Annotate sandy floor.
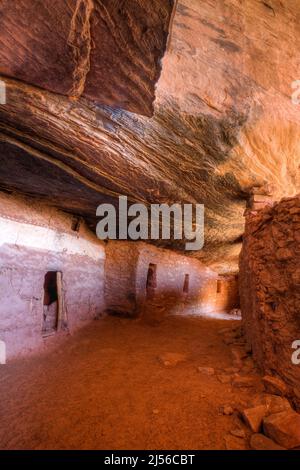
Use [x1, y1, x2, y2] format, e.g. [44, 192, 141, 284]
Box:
[0, 315, 263, 450]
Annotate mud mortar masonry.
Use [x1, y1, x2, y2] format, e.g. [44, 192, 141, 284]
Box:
[240, 195, 300, 409]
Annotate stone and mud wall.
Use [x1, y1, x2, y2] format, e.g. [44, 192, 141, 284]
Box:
[239, 195, 300, 406]
[0, 192, 105, 360]
[0, 193, 240, 361]
[105, 241, 239, 319]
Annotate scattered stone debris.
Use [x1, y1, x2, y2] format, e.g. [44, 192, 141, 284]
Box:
[263, 394, 291, 414]
[232, 375, 258, 388]
[242, 405, 267, 432]
[242, 394, 292, 434]
[262, 375, 289, 397]
[263, 410, 300, 449]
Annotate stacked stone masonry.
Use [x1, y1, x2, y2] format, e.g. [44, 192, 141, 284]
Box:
[239, 195, 300, 408]
[105, 241, 239, 320]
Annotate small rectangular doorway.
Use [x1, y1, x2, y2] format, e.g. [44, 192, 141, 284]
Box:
[146, 263, 157, 299]
[42, 271, 63, 336]
[183, 274, 189, 294]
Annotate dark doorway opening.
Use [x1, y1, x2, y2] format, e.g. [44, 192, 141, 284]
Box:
[146, 263, 157, 288]
[146, 263, 157, 299]
[71, 216, 81, 232]
[217, 279, 222, 294]
[42, 271, 61, 336]
[183, 274, 189, 294]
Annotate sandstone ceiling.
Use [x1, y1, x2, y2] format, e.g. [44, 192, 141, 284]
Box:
[0, 0, 300, 273]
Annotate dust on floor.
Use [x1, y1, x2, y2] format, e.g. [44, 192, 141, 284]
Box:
[0, 315, 263, 449]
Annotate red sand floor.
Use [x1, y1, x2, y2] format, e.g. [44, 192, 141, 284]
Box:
[0, 315, 261, 449]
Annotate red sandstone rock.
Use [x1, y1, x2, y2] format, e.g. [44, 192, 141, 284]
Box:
[232, 375, 258, 388]
[250, 434, 286, 451]
[262, 376, 289, 397]
[263, 395, 291, 415]
[0, 0, 175, 116]
[263, 410, 300, 449]
[230, 429, 246, 439]
[242, 405, 268, 432]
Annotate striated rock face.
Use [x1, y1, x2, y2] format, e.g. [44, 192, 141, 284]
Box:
[239, 195, 300, 407]
[0, 0, 174, 116]
[0, 0, 300, 271]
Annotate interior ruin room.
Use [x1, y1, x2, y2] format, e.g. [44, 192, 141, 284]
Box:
[0, 0, 299, 453]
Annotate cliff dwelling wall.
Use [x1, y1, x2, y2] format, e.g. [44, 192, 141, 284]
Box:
[105, 241, 239, 319]
[0, 193, 105, 360]
[239, 195, 300, 407]
[0, 192, 241, 362]
[213, 274, 240, 313]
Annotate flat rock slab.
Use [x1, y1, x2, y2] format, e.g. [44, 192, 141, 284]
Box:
[232, 375, 259, 388]
[263, 410, 300, 449]
[230, 428, 246, 438]
[250, 433, 286, 450]
[242, 405, 268, 432]
[265, 395, 291, 414]
[252, 394, 291, 414]
[262, 375, 289, 397]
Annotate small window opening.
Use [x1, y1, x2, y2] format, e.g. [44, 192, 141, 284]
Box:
[71, 217, 81, 232]
[183, 274, 189, 293]
[146, 263, 157, 299]
[146, 263, 157, 289]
